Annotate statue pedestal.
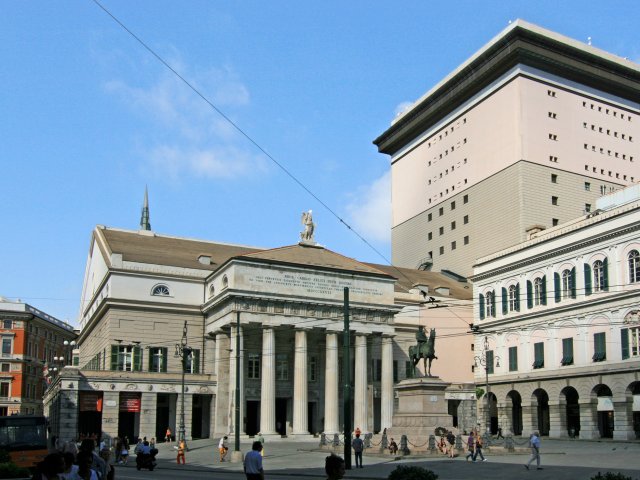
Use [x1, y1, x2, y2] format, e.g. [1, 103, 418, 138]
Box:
[390, 377, 452, 452]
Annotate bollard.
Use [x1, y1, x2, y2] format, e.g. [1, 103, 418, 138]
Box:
[333, 433, 340, 447]
[455, 434, 464, 451]
[400, 435, 410, 455]
[428, 434, 436, 453]
[505, 434, 515, 452]
[320, 433, 326, 447]
[364, 432, 372, 448]
[381, 431, 388, 450]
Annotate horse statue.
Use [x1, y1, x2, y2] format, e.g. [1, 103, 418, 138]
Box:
[409, 328, 437, 377]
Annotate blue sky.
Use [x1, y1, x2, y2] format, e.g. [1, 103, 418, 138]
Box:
[1, 1, 639, 324]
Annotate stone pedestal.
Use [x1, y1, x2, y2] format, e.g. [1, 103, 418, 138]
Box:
[390, 377, 451, 452]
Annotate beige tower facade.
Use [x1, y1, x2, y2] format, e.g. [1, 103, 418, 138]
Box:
[375, 20, 640, 277]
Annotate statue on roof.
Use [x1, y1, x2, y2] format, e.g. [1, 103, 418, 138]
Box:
[300, 210, 315, 243]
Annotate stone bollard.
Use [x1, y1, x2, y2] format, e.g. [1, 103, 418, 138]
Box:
[332, 433, 340, 447]
[381, 432, 388, 450]
[428, 434, 436, 453]
[364, 432, 372, 449]
[505, 434, 515, 452]
[400, 435, 410, 455]
[455, 434, 464, 452]
[320, 433, 326, 447]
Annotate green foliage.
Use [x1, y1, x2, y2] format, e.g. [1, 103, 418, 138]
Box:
[388, 465, 439, 480]
[475, 387, 485, 399]
[591, 473, 636, 480]
[0, 462, 30, 479]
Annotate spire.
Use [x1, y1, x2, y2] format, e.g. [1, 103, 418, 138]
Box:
[140, 186, 151, 231]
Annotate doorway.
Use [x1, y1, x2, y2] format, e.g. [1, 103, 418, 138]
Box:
[246, 401, 260, 436]
[598, 411, 614, 438]
[276, 398, 288, 435]
[192, 395, 211, 439]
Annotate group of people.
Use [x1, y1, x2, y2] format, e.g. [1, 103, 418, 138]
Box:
[464, 429, 487, 462]
[31, 439, 113, 480]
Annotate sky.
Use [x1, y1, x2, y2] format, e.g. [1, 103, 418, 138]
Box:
[1, 1, 639, 325]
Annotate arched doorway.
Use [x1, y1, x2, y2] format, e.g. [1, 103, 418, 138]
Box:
[594, 384, 614, 438]
[561, 386, 580, 437]
[532, 389, 550, 436]
[488, 392, 498, 434]
[506, 391, 523, 435]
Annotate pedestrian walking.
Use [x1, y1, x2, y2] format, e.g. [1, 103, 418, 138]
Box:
[446, 430, 456, 458]
[524, 431, 542, 470]
[472, 432, 487, 462]
[176, 439, 186, 465]
[465, 431, 475, 461]
[256, 432, 265, 457]
[243, 441, 265, 480]
[496, 426, 504, 439]
[352, 433, 364, 468]
[219, 436, 229, 462]
[325, 454, 345, 480]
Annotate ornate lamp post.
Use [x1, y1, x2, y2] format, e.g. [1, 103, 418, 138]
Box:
[174, 321, 192, 445]
[474, 336, 500, 434]
[63, 340, 76, 365]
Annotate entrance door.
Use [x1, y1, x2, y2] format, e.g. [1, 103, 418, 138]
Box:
[307, 402, 316, 435]
[276, 398, 288, 436]
[246, 401, 260, 436]
[156, 394, 171, 440]
[598, 411, 614, 438]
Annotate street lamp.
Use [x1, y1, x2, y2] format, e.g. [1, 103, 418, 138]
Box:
[63, 340, 76, 365]
[474, 336, 500, 434]
[174, 321, 192, 446]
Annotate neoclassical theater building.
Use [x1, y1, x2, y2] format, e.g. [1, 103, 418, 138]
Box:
[45, 218, 475, 443]
[472, 185, 640, 440]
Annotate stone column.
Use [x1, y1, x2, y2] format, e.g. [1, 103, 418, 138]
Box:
[59, 389, 79, 444]
[140, 392, 158, 440]
[292, 329, 308, 435]
[214, 331, 230, 435]
[228, 325, 244, 435]
[260, 327, 277, 434]
[548, 402, 563, 438]
[380, 335, 394, 431]
[324, 332, 339, 434]
[578, 400, 598, 439]
[613, 399, 633, 440]
[179, 393, 193, 441]
[521, 403, 534, 435]
[354, 333, 368, 433]
[102, 391, 120, 439]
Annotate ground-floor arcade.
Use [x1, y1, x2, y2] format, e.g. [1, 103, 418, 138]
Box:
[478, 372, 640, 440]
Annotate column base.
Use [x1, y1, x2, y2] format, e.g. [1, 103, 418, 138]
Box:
[230, 450, 244, 463]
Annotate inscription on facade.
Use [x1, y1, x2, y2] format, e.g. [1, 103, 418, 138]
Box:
[247, 272, 384, 299]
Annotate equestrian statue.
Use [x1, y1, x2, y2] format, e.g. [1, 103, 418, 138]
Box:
[409, 325, 438, 377]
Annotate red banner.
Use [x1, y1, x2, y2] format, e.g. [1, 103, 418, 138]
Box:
[119, 393, 141, 412]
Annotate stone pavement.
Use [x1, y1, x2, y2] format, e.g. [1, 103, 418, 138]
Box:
[131, 436, 640, 479]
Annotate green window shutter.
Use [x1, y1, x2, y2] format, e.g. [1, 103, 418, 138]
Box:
[515, 283, 520, 311]
[193, 349, 200, 374]
[148, 348, 154, 371]
[133, 346, 142, 371]
[162, 347, 168, 372]
[593, 332, 606, 361]
[479, 294, 485, 320]
[621, 329, 630, 360]
[534, 342, 544, 368]
[526, 280, 533, 309]
[501, 287, 508, 315]
[541, 275, 547, 305]
[508, 346, 517, 371]
[570, 267, 577, 299]
[602, 257, 609, 291]
[111, 345, 119, 371]
[584, 263, 592, 296]
[490, 293, 496, 317]
[554, 273, 561, 303]
[486, 350, 494, 374]
[561, 338, 574, 365]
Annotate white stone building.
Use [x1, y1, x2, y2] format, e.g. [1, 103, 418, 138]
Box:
[471, 185, 640, 440]
[45, 222, 476, 443]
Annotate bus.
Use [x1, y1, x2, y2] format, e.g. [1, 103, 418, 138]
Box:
[0, 415, 48, 468]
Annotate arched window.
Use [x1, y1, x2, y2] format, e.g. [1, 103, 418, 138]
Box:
[508, 285, 517, 311]
[222, 275, 229, 289]
[486, 291, 495, 318]
[152, 284, 170, 296]
[208, 284, 215, 298]
[593, 260, 605, 291]
[561, 270, 572, 299]
[533, 277, 543, 306]
[629, 250, 640, 283]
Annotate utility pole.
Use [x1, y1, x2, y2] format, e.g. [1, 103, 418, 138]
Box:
[234, 311, 241, 453]
[343, 287, 352, 469]
[175, 321, 192, 446]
